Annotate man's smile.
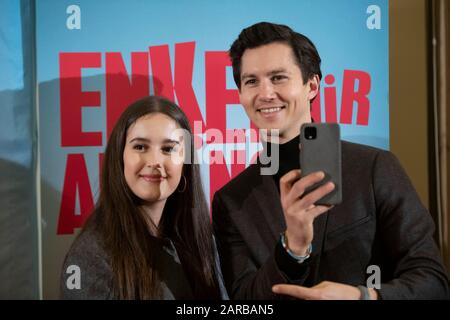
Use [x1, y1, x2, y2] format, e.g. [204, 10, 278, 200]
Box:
[257, 106, 286, 119]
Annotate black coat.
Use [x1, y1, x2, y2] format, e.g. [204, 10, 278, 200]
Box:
[212, 141, 450, 299]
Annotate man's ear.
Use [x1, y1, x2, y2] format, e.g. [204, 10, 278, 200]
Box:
[307, 74, 320, 101]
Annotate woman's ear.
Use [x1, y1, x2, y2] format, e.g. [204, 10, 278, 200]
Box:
[307, 74, 320, 101]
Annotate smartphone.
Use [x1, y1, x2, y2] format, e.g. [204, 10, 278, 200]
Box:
[300, 123, 342, 205]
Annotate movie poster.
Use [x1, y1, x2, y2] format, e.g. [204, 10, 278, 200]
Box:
[36, 0, 388, 297]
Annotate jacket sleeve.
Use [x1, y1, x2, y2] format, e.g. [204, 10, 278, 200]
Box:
[373, 150, 450, 299]
[212, 192, 312, 299]
[60, 230, 115, 300]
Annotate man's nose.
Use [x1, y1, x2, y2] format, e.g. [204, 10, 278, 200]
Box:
[258, 80, 276, 100]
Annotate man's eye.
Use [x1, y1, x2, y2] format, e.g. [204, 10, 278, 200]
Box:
[272, 75, 287, 82]
[244, 79, 257, 85]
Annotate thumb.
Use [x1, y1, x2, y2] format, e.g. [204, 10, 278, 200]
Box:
[272, 284, 317, 300]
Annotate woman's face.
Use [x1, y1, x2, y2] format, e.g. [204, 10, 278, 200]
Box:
[123, 113, 184, 204]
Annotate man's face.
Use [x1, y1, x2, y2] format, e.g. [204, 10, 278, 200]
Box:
[239, 42, 319, 143]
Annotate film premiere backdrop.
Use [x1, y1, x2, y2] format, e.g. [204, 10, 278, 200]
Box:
[35, 0, 388, 298]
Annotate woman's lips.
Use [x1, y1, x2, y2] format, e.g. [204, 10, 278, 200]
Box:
[140, 174, 166, 182]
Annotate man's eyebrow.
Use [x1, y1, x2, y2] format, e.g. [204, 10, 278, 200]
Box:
[241, 69, 289, 80]
[241, 73, 256, 81]
[267, 68, 289, 76]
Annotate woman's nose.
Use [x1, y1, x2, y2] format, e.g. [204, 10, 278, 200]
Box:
[145, 151, 162, 168]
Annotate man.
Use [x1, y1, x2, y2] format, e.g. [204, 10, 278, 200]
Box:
[212, 22, 450, 300]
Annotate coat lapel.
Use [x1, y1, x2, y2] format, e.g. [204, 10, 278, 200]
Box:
[311, 209, 330, 257]
[249, 168, 285, 243]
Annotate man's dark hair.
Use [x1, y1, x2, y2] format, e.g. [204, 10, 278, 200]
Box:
[229, 22, 322, 89]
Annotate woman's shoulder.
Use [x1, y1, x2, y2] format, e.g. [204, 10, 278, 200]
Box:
[60, 217, 115, 299]
[66, 224, 108, 264]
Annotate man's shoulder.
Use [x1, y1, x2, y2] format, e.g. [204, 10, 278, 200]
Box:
[341, 141, 404, 182]
[341, 140, 390, 162]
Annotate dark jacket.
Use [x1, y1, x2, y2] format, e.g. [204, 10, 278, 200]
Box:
[213, 141, 450, 299]
[60, 223, 228, 300]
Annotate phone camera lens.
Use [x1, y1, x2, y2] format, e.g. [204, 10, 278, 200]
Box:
[305, 127, 317, 140]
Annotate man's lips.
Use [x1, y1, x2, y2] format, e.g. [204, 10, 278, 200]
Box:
[257, 106, 286, 114]
[256, 106, 286, 117]
[139, 174, 167, 182]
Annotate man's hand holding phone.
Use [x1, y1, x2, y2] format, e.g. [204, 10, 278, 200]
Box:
[279, 169, 335, 256]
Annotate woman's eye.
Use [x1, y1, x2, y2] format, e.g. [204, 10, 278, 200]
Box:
[133, 144, 146, 151]
[162, 146, 176, 153]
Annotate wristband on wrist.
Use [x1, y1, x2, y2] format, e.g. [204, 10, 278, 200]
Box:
[357, 285, 371, 300]
[280, 232, 312, 263]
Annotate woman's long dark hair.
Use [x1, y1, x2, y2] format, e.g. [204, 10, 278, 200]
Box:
[83, 96, 220, 299]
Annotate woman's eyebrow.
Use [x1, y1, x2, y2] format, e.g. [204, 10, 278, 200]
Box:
[162, 139, 180, 144]
[128, 137, 181, 144]
[128, 137, 150, 143]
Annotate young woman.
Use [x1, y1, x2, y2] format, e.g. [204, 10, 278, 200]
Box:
[60, 96, 227, 299]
